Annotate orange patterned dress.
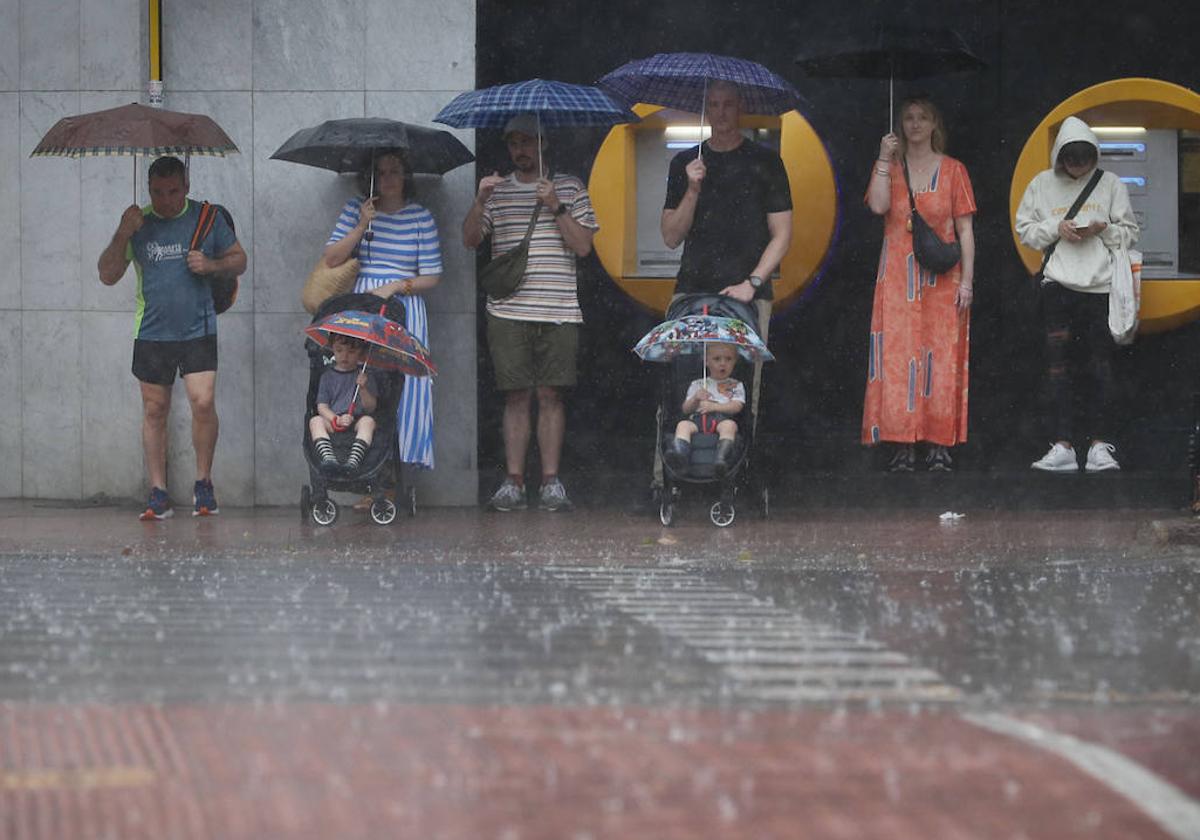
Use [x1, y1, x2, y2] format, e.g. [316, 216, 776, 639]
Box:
[862, 156, 976, 446]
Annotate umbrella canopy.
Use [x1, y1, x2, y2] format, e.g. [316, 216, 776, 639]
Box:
[304, 310, 437, 378]
[794, 26, 985, 129]
[794, 25, 985, 80]
[30, 102, 238, 158]
[633, 314, 774, 364]
[269, 118, 474, 176]
[598, 52, 805, 116]
[433, 78, 637, 129]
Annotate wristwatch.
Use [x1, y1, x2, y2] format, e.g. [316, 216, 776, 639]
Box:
[748, 275, 764, 289]
[553, 202, 570, 217]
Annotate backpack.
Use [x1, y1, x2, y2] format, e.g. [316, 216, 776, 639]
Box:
[190, 201, 239, 314]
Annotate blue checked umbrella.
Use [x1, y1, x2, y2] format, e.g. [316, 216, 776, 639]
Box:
[598, 53, 804, 160]
[434, 78, 637, 175]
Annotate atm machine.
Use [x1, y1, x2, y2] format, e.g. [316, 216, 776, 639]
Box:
[1097, 128, 1178, 277]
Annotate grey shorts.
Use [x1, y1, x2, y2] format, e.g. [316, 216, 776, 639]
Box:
[486, 314, 578, 391]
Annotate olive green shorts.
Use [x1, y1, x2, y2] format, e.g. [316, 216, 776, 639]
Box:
[486, 314, 579, 391]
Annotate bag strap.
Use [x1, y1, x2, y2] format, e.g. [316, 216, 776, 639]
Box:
[900, 157, 918, 214]
[1036, 168, 1105, 274]
[519, 204, 541, 245]
[189, 201, 217, 251]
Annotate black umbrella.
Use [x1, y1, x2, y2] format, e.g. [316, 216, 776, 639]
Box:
[270, 117, 474, 176]
[795, 26, 985, 130]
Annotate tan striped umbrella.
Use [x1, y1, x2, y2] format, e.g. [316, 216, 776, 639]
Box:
[31, 102, 238, 200]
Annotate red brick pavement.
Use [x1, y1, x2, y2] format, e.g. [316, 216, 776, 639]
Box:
[0, 703, 1178, 840]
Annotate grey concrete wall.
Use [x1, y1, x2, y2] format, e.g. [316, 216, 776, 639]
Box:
[1, 0, 478, 506]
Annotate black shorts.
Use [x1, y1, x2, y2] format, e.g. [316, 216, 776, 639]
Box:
[132, 336, 218, 385]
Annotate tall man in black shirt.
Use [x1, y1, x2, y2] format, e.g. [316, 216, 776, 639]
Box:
[651, 80, 792, 492]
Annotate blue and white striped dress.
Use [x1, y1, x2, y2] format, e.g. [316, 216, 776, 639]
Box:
[327, 198, 442, 469]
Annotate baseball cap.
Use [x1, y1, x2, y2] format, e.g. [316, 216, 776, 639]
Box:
[503, 113, 542, 139]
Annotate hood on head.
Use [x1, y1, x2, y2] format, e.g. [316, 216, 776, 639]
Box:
[1050, 116, 1099, 167]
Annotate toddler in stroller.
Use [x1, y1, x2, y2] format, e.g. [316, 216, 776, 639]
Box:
[653, 293, 769, 528]
[301, 292, 406, 527]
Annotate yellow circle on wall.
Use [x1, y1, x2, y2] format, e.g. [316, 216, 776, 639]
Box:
[589, 104, 837, 316]
[1010, 77, 1200, 334]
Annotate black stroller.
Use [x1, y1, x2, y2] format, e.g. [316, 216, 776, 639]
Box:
[300, 292, 412, 526]
[653, 294, 770, 527]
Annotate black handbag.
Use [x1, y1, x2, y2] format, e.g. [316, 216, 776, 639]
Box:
[1031, 168, 1104, 287]
[479, 205, 540, 300]
[902, 158, 961, 275]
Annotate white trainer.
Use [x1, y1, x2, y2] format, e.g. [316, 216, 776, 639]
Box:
[1031, 442, 1078, 472]
[1085, 441, 1120, 472]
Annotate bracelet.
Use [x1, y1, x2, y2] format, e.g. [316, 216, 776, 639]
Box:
[877, 158, 890, 163]
[874, 168, 890, 176]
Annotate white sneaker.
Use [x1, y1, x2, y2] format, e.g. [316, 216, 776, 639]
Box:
[1085, 442, 1120, 472]
[1031, 442, 1078, 472]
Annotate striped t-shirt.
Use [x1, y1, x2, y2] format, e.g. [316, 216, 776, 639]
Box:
[326, 199, 442, 292]
[479, 173, 598, 324]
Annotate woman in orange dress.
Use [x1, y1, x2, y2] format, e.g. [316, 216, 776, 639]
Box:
[862, 96, 977, 471]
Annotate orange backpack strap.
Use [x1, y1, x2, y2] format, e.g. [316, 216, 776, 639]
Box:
[189, 201, 217, 251]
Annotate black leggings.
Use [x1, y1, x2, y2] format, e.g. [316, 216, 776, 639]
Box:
[1041, 282, 1116, 443]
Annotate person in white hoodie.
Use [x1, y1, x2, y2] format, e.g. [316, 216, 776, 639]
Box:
[1016, 116, 1139, 473]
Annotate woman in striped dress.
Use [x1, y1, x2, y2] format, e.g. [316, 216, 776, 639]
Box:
[323, 149, 442, 469]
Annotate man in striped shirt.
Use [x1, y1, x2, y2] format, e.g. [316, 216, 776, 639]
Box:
[462, 114, 599, 512]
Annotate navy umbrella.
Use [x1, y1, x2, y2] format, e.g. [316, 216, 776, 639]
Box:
[434, 78, 637, 175]
[795, 26, 985, 130]
[599, 52, 804, 116]
[269, 117, 474, 176]
[598, 52, 804, 160]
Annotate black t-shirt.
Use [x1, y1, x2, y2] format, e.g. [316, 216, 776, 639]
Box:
[663, 139, 792, 300]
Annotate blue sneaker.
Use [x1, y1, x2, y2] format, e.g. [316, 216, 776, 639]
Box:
[139, 487, 173, 521]
[193, 479, 219, 516]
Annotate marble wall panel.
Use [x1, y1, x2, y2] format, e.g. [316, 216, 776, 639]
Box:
[0, 0, 18, 91]
[79, 91, 148, 312]
[81, 0, 141, 91]
[20, 92, 81, 311]
[163, 0, 252, 92]
[0, 311, 21, 496]
[364, 0, 473, 92]
[80, 311, 145, 500]
[252, 92, 364, 315]
[252, 0, 364, 92]
[19, 0, 79, 90]
[253, 311, 312, 504]
[22, 310, 81, 498]
[411, 310, 477, 506]
[0, 93, 19, 308]
[169, 91, 255, 313]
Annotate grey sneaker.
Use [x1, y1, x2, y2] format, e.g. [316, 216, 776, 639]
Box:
[538, 478, 574, 512]
[488, 479, 527, 511]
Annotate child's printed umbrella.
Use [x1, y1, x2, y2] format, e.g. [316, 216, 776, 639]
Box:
[305, 310, 437, 378]
[633, 314, 774, 363]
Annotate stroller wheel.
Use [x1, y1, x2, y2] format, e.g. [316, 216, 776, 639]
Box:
[710, 500, 735, 528]
[311, 497, 339, 527]
[659, 499, 675, 527]
[300, 485, 312, 522]
[370, 498, 398, 525]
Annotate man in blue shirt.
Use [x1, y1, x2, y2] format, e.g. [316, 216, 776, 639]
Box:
[98, 156, 247, 520]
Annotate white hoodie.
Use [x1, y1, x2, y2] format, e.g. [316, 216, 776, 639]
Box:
[1015, 116, 1139, 293]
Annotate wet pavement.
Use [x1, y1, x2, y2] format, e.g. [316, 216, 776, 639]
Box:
[1, 499, 1198, 838]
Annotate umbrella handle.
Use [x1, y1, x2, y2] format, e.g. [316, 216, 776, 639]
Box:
[698, 78, 708, 163]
